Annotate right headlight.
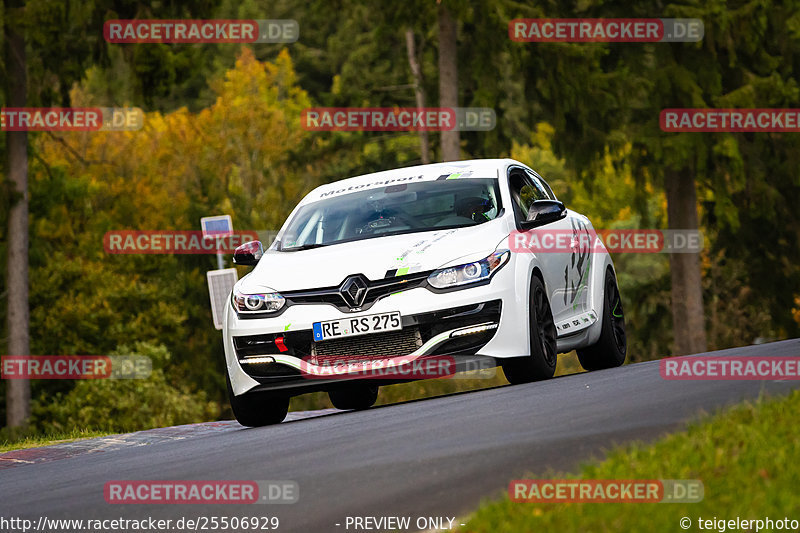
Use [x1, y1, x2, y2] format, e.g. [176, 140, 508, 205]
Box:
[427, 250, 510, 289]
[231, 287, 286, 315]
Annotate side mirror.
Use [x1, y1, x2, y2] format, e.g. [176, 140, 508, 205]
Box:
[522, 200, 567, 228]
[233, 240, 264, 266]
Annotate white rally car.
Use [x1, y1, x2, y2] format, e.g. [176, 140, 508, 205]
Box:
[224, 159, 626, 425]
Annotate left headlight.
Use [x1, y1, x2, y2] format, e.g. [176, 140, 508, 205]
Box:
[427, 250, 510, 289]
[231, 287, 286, 315]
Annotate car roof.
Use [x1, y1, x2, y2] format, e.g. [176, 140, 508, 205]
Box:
[303, 158, 521, 204]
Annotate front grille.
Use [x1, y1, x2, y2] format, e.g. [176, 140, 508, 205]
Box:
[311, 327, 423, 360]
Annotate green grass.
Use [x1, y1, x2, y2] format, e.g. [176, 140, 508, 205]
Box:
[459, 388, 800, 532]
[0, 428, 112, 453]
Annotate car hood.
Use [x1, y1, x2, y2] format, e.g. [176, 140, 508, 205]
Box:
[239, 221, 509, 292]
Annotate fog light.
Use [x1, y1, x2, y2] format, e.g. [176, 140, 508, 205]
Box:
[450, 323, 499, 338]
[241, 356, 276, 364]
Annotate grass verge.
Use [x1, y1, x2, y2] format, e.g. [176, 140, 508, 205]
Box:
[0, 428, 112, 453]
[459, 387, 800, 532]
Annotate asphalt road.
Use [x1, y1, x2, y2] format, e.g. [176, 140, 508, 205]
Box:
[2, 339, 799, 532]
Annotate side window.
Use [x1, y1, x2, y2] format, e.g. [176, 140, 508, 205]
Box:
[508, 169, 546, 222]
[526, 169, 556, 200]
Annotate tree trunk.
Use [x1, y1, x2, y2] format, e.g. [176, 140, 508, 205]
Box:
[437, 2, 460, 161]
[5, 0, 31, 428]
[405, 28, 430, 164]
[664, 168, 708, 355]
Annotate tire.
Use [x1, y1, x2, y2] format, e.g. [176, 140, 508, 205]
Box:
[227, 374, 289, 427]
[502, 274, 558, 384]
[577, 268, 627, 371]
[328, 384, 379, 410]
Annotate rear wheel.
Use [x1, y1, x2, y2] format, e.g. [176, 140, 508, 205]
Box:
[577, 268, 627, 370]
[227, 374, 289, 427]
[328, 384, 379, 410]
[502, 275, 558, 384]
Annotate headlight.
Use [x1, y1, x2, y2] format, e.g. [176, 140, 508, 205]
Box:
[232, 288, 286, 314]
[427, 250, 510, 289]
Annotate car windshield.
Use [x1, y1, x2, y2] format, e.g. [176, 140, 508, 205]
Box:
[278, 178, 502, 251]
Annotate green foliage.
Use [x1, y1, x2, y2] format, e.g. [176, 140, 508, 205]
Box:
[30, 342, 217, 434]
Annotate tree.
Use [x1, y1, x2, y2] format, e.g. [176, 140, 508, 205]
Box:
[437, 1, 460, 161]
[4, 0, 30, 428]
[608, 0, 800, 353]
[2, 0, 226, 429]
[664, 169, 707, 354]
[405, 28, 430, 163]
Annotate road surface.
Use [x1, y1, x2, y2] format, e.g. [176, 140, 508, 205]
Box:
[1, 339, 798, 532]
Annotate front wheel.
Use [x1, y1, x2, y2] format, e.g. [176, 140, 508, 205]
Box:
[227, 374, 289, 427]
[502, 275, 558, 384]
[577, 268, 627, 371]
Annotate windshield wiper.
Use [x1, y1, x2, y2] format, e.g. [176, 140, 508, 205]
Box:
[281, 243, 329, 252]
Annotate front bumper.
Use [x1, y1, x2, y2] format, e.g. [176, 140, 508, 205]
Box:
[224, 265, 528, 396]
[233, 300, 499, 388]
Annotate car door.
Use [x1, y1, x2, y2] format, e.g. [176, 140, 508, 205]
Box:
[528, 169, 594, 328]
[508, 166, 591, 327]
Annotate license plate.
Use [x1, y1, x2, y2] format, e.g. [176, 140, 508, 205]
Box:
[312, 311, 402, 341]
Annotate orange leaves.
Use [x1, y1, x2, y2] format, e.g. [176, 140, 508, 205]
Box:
[33, 48, 312, 234]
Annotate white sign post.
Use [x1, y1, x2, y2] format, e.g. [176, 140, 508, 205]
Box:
[207, 268, 238, 330]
